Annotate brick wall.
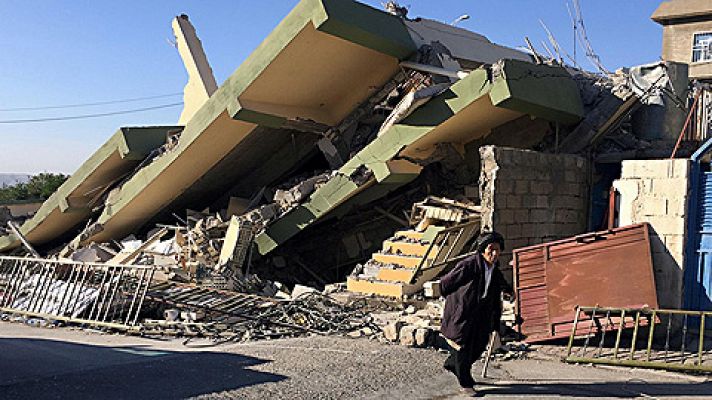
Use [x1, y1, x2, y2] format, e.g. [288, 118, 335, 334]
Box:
[479, 146, 589, 273]
[612, 159, 691, 309]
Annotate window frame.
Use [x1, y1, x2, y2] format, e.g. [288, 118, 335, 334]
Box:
[692, 31, 712, 64]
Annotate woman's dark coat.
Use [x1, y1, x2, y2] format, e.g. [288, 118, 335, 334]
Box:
[440, 252, 513, 346]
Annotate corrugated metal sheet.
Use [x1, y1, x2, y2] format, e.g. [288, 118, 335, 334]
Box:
[513, 224, 658, 342]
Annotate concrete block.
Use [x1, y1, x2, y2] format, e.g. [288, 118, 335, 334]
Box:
[666, 196, 687, 217]
[521, 224, 536, 237]
[515, 180, 529, 194]
[555, 209, 579, 224]
[506, 224, 522, 239]
[622, 160, 672, 179]
[514, 209, 529, 222]
[646, 215, 686, 236]
[497, 180, 515, 195]
[670, 159, 690, 178]
[535, 223, 558, 237]
[635, 196, 667, 217]
[522, 195, 537, 208]
[535, 170, 551, 181]
[497, 209, 515, 224]
[423, 280, 441, 298]
[667, 242, 685, 262]
[536, 195, 549, 208]
[530, 209, 550, 223]
[384, 321, 405, 342]
[565, 170, 582, 182]
[506, 195, 522, 208]
[399, 325, 418, 346]
[552, 195, 583, 210]
[531, 182, 554, 195]
[415, 328, 433, 347]
[651, 178, 687, 196]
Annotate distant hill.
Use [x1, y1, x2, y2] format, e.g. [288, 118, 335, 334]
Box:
[0, 174, 31, 187]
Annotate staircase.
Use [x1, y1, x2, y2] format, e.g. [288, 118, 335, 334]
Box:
[346, 220, 479, 298]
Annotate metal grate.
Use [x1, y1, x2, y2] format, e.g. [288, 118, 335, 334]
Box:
[0, 256, 155, 330]
[565, 306, 712, 373]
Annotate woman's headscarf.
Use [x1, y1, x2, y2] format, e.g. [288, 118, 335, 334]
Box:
[474, 231, 505, 253]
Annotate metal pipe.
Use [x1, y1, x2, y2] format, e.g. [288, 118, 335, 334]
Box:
[680, 314, 688, 364]
[87, 266, 111, 321]
[613, 310, 626, 359]
[103, 266, 125, 322]
[699, 315, 706, 366]
[629, 311, 641, 360]
[646, 310, 657, 362]
[131, 268, 154, 326]
[566, 306, 581, 358]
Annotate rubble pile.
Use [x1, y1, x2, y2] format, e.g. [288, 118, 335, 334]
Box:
[140, 287, 376, 342]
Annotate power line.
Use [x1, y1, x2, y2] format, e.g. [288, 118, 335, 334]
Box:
[0, 102, 183, 124]
[0, 92, 183, 112]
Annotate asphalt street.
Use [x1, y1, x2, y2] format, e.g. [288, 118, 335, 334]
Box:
[1, 322, 710, 399]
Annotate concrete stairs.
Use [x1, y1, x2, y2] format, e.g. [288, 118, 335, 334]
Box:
[347, 220, 478, 298]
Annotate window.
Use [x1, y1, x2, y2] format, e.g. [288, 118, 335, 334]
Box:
[692, 32, 712, 62]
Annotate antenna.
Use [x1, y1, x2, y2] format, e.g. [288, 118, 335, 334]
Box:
[566, 1, 577, 66]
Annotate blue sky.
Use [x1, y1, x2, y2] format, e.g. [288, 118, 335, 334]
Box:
[0, 1, 663, 174]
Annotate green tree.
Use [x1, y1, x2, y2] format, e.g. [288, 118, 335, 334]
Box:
[0, 173, 68, 203]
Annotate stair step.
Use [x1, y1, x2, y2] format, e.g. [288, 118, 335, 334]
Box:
[347, 277, 405, 298]
[382, 240, 431, 257]
[376, 267, 414, 283]
[394, 230, 426, 241]
[373, 253, 428, 268]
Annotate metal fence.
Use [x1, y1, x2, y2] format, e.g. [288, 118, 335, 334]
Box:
[565, 306, 712, 373]
[0, 256, 155, 330]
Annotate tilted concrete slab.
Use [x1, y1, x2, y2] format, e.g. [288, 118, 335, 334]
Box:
[254, 60, 583, 255]
[0, 127, 175, 251]
[71, 0, 417, 243]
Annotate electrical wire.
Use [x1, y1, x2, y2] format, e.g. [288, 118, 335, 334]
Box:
[0, 92, 183, 112]
[0, 102, 183, 124]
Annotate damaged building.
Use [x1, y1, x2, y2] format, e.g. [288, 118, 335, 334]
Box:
[1, 0, 711, 373]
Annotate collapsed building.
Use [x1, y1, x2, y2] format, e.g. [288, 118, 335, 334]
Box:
[1, 0, 711, 372]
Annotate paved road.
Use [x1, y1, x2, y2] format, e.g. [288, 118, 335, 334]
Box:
[1, 322, 710, 399]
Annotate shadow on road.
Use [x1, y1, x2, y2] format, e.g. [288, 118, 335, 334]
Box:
[480, 380, 712, 397]
[0, 337, 285, 399]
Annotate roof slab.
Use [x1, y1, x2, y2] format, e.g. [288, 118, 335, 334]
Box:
[253, 59, 583, 255]
[0, 127, 175, 251]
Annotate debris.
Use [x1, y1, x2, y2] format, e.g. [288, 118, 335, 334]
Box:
[109, 227, 169, 265]
[399, 325, 417, 346]
[383, 321, 405, 342]
[291, 284, 319, 300]
[6, 221, 40, 258]
[70, 242, 116, 263]
[414, 327, 432, 347]
[423, 280, 441, 298]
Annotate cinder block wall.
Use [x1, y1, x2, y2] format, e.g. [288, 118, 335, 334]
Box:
[612, 159, 691, 309]
[479, 146, 589, 274]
